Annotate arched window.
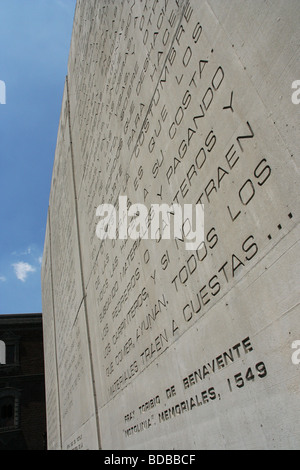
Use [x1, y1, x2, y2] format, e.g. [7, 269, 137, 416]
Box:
[0, 340, 5, 365]
[0, 338, 18, 366]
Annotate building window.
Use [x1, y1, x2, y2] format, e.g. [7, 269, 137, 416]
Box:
[0, 337, 19, 367]
[0, 397, 15, 428]
[0, 393, 19, 430]
[5, 344, 16, 365]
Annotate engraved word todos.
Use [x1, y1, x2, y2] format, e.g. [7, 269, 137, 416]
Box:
[96, 196, 204, 250]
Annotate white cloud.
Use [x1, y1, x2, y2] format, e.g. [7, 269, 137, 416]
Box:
[12, 247, 32, 257]
[38, 256, 43, 264]
[0, 276, 6, 283]
[12, 262, 36, 282]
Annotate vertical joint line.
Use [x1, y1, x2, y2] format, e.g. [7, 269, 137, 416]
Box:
[65, 76, 102, 450]
[48, 207, 63, 449]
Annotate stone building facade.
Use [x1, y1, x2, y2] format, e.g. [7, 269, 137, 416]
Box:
[0, 314, 46, 450]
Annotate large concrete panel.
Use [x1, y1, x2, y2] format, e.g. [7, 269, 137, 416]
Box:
[41, 217, 61, 450]
[42, 0, 300, 450]
[43, 82, 100, 450]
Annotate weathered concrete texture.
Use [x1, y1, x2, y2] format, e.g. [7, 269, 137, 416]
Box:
[42, 0, 300, 450]
[41, 220, 61, 450]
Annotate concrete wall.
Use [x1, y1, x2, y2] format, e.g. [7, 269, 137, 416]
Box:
[42, 0, 300, 450]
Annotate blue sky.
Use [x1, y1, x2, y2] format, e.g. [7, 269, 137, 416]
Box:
[0, 0, 76, 314]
